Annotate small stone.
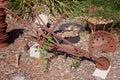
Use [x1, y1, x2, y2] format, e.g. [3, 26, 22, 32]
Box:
[61, 73, 64, 76]
[65, 70, 70, 73]
[35, 14, 49, 26]
[71, 67, 75, 70]
[13, 76, 25, 80]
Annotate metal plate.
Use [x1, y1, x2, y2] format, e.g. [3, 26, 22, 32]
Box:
[88, 31, 116, 53]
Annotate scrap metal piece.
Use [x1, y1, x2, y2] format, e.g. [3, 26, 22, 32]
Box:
[88, 31, 116, 53]
[87, 18, 113, 32]
[95, 57, 110, 70]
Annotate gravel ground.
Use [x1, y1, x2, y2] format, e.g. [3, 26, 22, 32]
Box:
[0, 17, 120, 80]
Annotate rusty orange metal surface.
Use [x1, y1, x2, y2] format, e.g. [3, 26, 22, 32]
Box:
[88, 31, 116, 53]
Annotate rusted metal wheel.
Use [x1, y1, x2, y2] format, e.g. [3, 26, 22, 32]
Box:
[88, 31, 116, 53]
[95, 57, 110, 70]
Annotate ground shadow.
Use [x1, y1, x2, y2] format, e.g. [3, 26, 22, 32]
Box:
[7, 29, 24, 44]
[54, 22, 85, 44]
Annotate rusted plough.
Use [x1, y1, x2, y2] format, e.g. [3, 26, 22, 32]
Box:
[4, 5, 117, 70]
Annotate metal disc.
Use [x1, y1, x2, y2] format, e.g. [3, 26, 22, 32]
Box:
[95, 57, 110, 70]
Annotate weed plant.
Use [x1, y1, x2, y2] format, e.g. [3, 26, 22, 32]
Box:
[6, 0, 41, 20]
[70, 56, 81, 69]
[35, 36, 53, 58]
[7, 0, 120, 22]
[35, 36, 53, 72]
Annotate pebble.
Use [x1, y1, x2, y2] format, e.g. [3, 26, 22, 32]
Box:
[60, 73, 64, 76]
